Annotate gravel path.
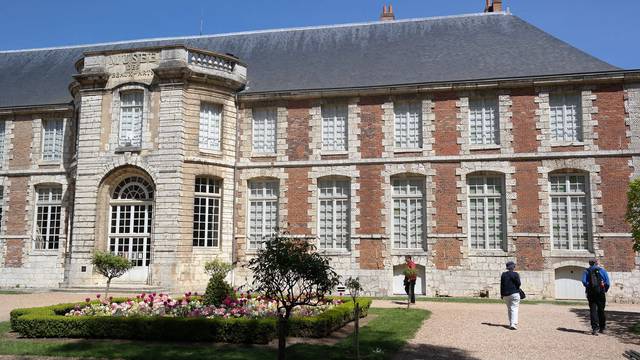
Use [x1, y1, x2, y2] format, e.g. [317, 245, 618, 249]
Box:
[372, 300, 640, 360]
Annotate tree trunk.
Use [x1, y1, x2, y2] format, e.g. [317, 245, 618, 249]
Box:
[105, 278, 112, 299]
[354, 302, 360, 360]
[277, 312, 289, 360]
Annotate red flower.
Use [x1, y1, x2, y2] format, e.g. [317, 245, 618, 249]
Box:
[85, 298, 90, 303]
[96, 294, 101, 299]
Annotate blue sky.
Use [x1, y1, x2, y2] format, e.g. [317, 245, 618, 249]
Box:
[1, 0, 638, 69]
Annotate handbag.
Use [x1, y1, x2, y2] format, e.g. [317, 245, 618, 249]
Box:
[518, 289, 526, 300]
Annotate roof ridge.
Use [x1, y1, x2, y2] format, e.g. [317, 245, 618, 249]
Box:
[0, 12, 506, 54]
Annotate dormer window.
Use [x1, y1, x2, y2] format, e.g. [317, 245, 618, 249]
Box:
[119, 91, 144, 147]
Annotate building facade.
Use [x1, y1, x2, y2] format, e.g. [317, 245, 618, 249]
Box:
[0, 5, 639, 301]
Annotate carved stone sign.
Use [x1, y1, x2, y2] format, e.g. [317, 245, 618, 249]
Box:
[105, 51, 160, 88]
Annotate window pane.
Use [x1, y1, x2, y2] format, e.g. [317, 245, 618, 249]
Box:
[468, 176, 505, 250]
[469, 98, 499, 145]
[119, 92, 143, 147]
[252, 108, 276, 153]
[550, 94, 582, 142]
[35, 187, 62, 250]
[393, 178, 424, 249]
[193, 177, 222, 247]
[322, 104, 347, 151]
[43, 119, 64, 161]
[394, 102, 422, 149]
[318, 179, 350, 249]
[248, 181, 278, 248]
[199, 103, 222, 151]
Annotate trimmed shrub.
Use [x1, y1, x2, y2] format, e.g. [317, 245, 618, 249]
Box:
[10, 298, 372, 343]
[203, 275, 235, 306]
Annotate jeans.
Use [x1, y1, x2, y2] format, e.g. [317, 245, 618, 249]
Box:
[404, 279, 416, 303]
[587, 291, 606, 330]
[503, 293, 520, 327]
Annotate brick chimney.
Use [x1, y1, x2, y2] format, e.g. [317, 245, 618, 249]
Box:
[484, 0, 503, 13]
[380, 4, 395, 21]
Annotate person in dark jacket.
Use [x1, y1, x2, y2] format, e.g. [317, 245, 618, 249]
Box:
[500, 261, 522, 330]
[581, 258, 611, 335]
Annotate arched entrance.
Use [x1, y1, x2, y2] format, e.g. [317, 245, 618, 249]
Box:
[555, 266, 586, 299]
[392, 264, 426, 295]
[108, 176, 154, 283]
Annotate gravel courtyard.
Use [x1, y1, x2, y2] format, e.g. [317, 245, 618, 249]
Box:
[372, 300, 640, 360]
[1, 294, 639, 360]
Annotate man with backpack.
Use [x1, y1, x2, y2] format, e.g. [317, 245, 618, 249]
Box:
[581, 258, 611, 335]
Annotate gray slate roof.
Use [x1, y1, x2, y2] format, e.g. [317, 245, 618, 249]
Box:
[0, 12, 619, 108]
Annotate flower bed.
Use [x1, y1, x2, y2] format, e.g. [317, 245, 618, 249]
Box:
[10, 293, 371, 344]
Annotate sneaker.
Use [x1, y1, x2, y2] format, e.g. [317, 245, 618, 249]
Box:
[510, 325, 517, 330]
[591, 329, 598, 336]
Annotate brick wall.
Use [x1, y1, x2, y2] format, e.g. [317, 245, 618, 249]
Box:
[511, 88, 539, 153]
[513, 161, 542, 233]
[433, 93, 460, 155]
[600, 238, 635, 272]
[286, 167, 311, 235]
[286, 100, 311, 161]
[9, 116, 33, 167]
[358, 97, 384, 159]
[515, 237, 544, 271]
[595, 85, 628, 150]
[597, 157, 632, 233]
[433, 239, 462, 270]
[356, 165, 384, 234]
[433, 163, 459, 233]
[357, 239, 385, 269]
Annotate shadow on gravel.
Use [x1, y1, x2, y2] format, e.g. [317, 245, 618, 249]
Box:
[571, 308, 640, 345]
[396, 343, 481, 360]
[481, 322, 510, 329]
[557, 327, 590, 335]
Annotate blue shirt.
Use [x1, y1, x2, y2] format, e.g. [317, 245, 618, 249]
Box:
[581, 265, 610, 292]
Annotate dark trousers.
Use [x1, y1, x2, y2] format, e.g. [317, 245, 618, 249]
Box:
[404, 280, 416, 303]
[587, 291, 606, 330]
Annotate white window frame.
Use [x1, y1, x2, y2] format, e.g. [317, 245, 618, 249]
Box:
[321, 104, 348, 152]
[549, 93, 583, 143]
[392, 177, 425, 249]
[193, 177, 222, 247]
[318, 179, 350, 249]
[469, 97, 500, 146]
[34, 186, 63, 250]
[42, 119, 64, 161]
[393, 102, 422, 150]
[252, 108, 277, 154]
[199, 103, 222, 151]
[549, 173, 591, 251]
[247, 180, 278, 249]
[467, 175, 506, 250]
[118, 91, 144, 148]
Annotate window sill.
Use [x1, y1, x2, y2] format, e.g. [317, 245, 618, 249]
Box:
[469, 144, 501, 151]
[250, 153, 277, 158]
[318, 249, 351, 256]
[390, 249, 427, 256]
[192, 246, 222, 253]
[321, 150, 349, 156]
[38, 160, 62, 166]
[28, 249, 60, 256]
[115, 146, 142, 153]
[469, 249, 509, 257]
[550, 250, 594, 257]
[549, 142, 584, 147]
[393, 148, 423, 154]
[198, 149, 223, 157]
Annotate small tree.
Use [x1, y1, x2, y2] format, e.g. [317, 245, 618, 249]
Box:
[626, 178, 640, 252]
[203, 259, 234, 306]
[249, 234, 340, 360]
[345, 277, 363, 360]
[92, 251, 132, 298]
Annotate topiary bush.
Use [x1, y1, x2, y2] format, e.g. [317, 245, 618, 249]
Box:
[202, 259, 235, 306]
[203, 275, 235, 306]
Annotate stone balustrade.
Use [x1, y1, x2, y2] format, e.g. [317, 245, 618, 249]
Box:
[188, 50, 235, 73]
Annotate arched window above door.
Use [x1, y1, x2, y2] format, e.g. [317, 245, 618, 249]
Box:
[112, 176, 154, 200]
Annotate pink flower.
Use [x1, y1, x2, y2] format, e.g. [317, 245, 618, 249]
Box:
[96, 294, 101, 299]
[85, 298, 90, 303]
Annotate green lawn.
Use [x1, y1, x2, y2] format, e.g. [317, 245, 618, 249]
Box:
[0, 307, 429, 360]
